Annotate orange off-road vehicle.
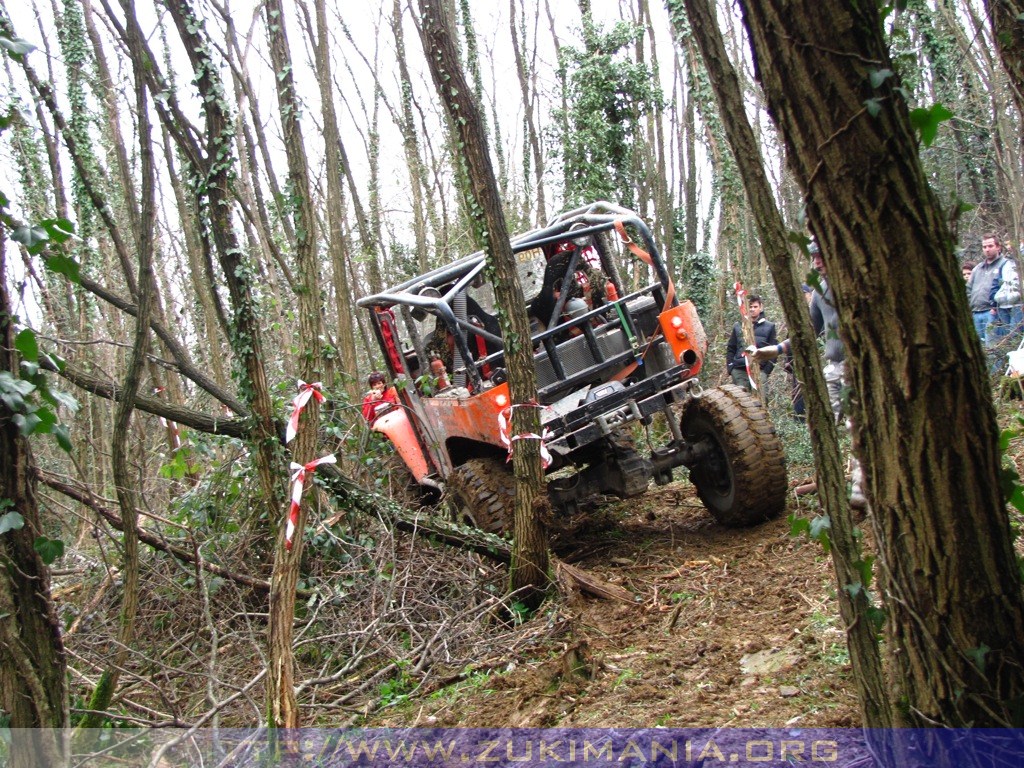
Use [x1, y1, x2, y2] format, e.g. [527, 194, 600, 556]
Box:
[357, 202, 786, 532]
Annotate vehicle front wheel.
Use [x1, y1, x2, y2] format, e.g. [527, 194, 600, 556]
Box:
[681, 384, 787, 526]
[446, 458, 515, 536]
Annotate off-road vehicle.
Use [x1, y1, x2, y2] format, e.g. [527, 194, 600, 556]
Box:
[357, 202, 786, 533]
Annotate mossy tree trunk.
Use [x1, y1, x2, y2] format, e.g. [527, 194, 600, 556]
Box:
[418, 0, 549, 608]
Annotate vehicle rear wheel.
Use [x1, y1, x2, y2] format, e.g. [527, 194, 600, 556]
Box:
[681, 384, 787, 526]
[446, 458, 515, 536]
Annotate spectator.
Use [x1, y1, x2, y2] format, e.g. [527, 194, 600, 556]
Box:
[726, 293, 777, 389]
[962, 261, 976, 283]
[749, 241, 866, 510]
[967, 233, 1022, 374]
[361, 371, 398, 424]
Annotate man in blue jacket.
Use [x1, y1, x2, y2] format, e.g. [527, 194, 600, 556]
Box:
[725, 294, 777, 389]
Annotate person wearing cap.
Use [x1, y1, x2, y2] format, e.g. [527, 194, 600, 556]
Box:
[725, 294, 777, 389]
[748, 241, 866, 510]
[361, 371, 398, 423]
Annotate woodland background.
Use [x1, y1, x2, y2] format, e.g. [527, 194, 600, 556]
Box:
[0, 0, 1023, 745]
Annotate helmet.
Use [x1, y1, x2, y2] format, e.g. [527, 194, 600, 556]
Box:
[808, 240, 820, 255]
[368, 371, 386, 385]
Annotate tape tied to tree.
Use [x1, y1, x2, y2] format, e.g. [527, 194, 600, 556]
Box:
[734, 282, 759, 392]
[285, 454, 337, 551]
[286, 380, 325, 444]
[498, 402, 552, 468]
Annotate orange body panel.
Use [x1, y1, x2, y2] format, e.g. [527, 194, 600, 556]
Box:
[419, 383, 511, 449]
[372, 408, 432, 481]
[659, 300, 707, 376]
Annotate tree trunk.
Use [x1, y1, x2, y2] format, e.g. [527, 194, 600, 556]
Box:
[739, 0, 1024, 728]
[263, 0, 325, 729]
[78, 5, 155, 724]
[0, 228, 69, 768]
[676, 0, 892, 728]
[161, 0, 283, 535]
[310, 0, 359, 400]
[509, 0, 547, 224]
[418, 0, 549, 607]
[986, 0, 1024, 117]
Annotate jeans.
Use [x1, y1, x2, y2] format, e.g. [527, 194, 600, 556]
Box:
[984, 306, 1023, 374]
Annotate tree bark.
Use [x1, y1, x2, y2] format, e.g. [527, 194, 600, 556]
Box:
[0, 221, 69, 768]
[675, 0, 892, 728]
[263, 0, 325, 729]
[986, 0, 1024, 117]
[418, 0, 549, 607]
[739, 0, 1024, 727]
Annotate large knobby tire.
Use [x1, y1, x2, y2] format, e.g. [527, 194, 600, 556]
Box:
[681, 384, 787, 526]
[446, 458, 515, 536]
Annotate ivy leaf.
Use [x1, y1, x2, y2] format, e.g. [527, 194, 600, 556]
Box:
[11, 224, 48, 253]
[15, 329, 39, 363]
[40, 387, 79, 413]
[0, 36, 36, 58]
[44, 254, 81, 284]
[788, 512, 810, 538]
[864, 98, 882, 118]
[853, 555, 875, 590]
[0, 511, 25, 535]
[53, 423, 72, 453]
[40, 218, 74, 245]
[33, 536, 64, 565]
[869, 68, 893, 89]
[13, 411, 42, 435]
[966, 644, 989, 673]
[809, 514, 832, 553]
[909, 103, 953, 147]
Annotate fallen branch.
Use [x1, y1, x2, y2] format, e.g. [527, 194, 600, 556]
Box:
[38, 471, 295, 596]
[554, 559, 635, 604]
[38, 355, 251, 438]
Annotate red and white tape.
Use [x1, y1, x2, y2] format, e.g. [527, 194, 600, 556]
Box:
[286, 380, 325, 444]
[285, 454, 337, 550]
[498, 403, 552, 468]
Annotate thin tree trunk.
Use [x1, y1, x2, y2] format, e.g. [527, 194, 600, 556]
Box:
[78, 10, 155, 722]
[418, 0, 549, 607]
[263, 0, 325, 729]
[986, 0, 1024, 117]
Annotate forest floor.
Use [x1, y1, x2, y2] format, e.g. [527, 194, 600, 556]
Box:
[365, 470, 863, 730]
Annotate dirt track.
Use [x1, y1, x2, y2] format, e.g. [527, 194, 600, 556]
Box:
[368, 480, 861, 729]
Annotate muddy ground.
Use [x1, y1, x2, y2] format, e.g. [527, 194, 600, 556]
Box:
[367, 476, 862, 729]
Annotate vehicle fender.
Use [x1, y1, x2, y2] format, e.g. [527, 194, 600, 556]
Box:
[659, 300, 707, 375]
[373, 407, 432, 481]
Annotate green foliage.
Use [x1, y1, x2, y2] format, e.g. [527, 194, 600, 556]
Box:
[909, 103, 953, 147]
[33, 536, 64, 565]
[0, 357, 78, 452]
[681, 245, 716, 320]
[377, 660, 414, 708]
[0, 508, 25, 535]
[0, 35, 35, 59]
[553, 18, 661, 207]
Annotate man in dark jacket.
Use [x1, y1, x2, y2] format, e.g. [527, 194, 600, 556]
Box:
[726, 294, 777, 389]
